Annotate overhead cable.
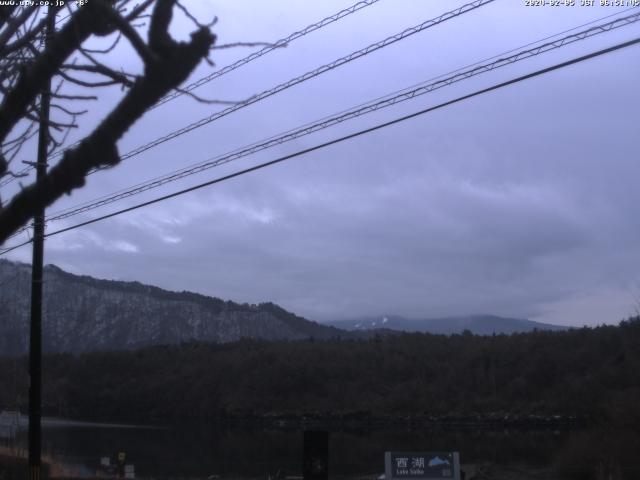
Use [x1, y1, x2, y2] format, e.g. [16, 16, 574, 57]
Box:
[0, 0, 384, 188]
[151, 0, 383, 109]
[39, 11, 640, 225]
[2, 35, 638, 255]
[39, 0, 493, 173]
[5, 7, 636, 197]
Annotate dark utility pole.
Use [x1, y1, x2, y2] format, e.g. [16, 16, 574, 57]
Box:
[303, 430, 329, 480]
[29, 9, 54, 480]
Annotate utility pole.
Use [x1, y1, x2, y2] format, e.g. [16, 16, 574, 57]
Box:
[29, 8, 54, 480]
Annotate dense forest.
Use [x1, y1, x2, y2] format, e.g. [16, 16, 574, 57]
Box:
[1, 318, 639, 428]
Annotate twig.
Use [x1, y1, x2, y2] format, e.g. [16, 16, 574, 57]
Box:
[212, 41, 285, 50]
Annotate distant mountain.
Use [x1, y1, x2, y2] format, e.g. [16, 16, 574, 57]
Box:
[325, 314, 567, 335]
[0, 260, 345, 355]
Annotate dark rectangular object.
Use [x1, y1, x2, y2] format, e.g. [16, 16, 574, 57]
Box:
[303, 430, 329, 480]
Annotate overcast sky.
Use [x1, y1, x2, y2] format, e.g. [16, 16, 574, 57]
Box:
[3, 0, 640, 326]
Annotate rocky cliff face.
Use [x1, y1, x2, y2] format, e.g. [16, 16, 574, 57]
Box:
[0, 260, 343, 355]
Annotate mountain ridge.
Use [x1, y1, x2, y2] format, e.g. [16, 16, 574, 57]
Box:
[1, 260, 566, 355]
[0, 259, 344, 355]
[325, 314, 567, 335]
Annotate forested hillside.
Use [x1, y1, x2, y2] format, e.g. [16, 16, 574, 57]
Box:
[0, 318, 638, 427]
[0, 260, 344, 354]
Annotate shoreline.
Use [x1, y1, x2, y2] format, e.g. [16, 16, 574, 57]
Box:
[8, 411, 591, 433]
[218, 412, 590, 431]
[15, 415, 163, 430]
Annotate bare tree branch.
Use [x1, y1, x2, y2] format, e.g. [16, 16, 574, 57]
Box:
[61, 63, 136, 87]
[82, 32, 122, 54]
[0, 0, 216, 243]
[212, 41, 282, 50]
[50, 92, 98, 101]
[173, 86, 241, 105]
[51, 103, 88, 116]
[1, 11, 50, 56]
[99, 4, 158, 64]
[0, 6, 38, 53]
[0, 2, 103, 143]
[123, 0, 156, 22]
[0, 6, 18, 30]
[175, 1, 217, 29]
[56, 69, 124, 88]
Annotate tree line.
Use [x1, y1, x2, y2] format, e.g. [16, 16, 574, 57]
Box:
[0, 318, 638, 428]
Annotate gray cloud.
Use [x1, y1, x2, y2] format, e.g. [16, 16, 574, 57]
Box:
[5, 0, 640, 326]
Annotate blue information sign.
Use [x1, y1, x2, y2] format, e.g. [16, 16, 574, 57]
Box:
[384, 452, 460, 480]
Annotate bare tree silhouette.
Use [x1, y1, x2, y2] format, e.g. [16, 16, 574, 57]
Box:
[0, 0, 217, 244]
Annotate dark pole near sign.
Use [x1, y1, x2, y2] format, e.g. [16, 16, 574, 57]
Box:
[28, 8, 54, 480]
[303, 430, 329, 480]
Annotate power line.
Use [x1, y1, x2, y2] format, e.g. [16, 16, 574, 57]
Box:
[6, 8, 638, 242]
[110, 0, 496, 164]
[35, 11, 640, 226]
[151, 0, 383, 110]
[2, 35, 638, 256]
[41, 7, 640, 217]
[1, 0, 496, 198]
[1, 240, 33, 255]
[0, 166, 31, 188]
[0, 0, 383, 189]
[46, 0, 494, 174]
